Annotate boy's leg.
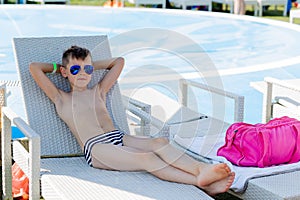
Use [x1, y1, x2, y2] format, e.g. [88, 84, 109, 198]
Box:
[123, 135, 231, 186]
[90, 143, 197, 185]
[91, 142, 234, 195]
[123, 135, 200, 174]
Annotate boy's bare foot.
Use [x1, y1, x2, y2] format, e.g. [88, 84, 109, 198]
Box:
[197, 163, 231, 187]
[202, 172, 235, 196]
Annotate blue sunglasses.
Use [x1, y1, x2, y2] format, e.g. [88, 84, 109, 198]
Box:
[70, 65, 94, 75]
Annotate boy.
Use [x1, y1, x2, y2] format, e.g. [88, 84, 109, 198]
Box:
[30, 45, 235, 196]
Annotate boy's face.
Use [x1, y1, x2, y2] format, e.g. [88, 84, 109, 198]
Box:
[61, 55, 92, 91]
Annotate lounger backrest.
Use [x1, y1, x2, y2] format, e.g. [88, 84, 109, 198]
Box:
[13, 36, 130, 157]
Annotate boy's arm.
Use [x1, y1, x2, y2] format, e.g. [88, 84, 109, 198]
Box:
[93, 57, 124, 98]
[29, 62, 61, 103]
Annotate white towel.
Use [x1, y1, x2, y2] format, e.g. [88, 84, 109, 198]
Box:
[174, 134, 300, 193]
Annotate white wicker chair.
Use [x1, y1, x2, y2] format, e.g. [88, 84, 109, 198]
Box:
[257, 0, 288, 16]
[2, 35, 213, 200]
[123, 0, 166, 8]
[24, 0, 69, 4]
[290, 9, 300, 23]
[213, 0, 287, 16]
[170, 0, 213, 11]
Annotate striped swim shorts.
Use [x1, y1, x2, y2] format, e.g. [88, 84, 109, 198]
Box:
[84, 130, 125, 167]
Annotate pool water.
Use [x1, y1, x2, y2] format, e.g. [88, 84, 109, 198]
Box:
[1, 5, 300, 138]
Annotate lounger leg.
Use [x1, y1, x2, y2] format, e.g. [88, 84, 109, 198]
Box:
[2, 114, 13, 200]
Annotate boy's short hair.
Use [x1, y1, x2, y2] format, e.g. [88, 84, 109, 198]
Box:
[62, 46, 91, 67]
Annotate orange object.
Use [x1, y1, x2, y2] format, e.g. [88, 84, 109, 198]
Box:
[12, 163, 29, 200]
[103, 0, 123, 7]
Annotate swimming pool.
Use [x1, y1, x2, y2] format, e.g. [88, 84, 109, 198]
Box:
[1, 4, 300, 125]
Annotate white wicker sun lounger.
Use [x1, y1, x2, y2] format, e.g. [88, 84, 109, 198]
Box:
[257, 0, 288, 16]
[290, 9, 300, 23]
[122, 0, 166, 8]
[149, 78, 300, 200]
[178, 77, 300, 200]
[1, 35, 213, 200]
[170, 0, 213, 11]
[207, 77, 300, 200]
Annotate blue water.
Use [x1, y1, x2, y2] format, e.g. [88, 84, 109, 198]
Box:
[1, 5, 300, 138]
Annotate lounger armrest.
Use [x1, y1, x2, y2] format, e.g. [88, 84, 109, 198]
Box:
[123, 95, 170, 138]
[123, 95, 151, 114]
[123, 95, 151, 136]
[2, 106, 40, 200]
[264, 77, 300, 92]
[263, 77, 300, 122]
[179, 79, 244, 122]
[126, 100, 151, 125]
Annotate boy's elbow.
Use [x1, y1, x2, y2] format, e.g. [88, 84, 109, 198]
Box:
[109, 57, 124, 70]
[29, 62, 37, 73]
[29, 62, 43, 75]
[116, 57, 125, 66]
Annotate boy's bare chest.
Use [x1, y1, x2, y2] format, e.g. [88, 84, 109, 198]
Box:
[64, 90, 105, 115]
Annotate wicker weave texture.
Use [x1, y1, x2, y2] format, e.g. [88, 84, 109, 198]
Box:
[0, 84, 5, 133]
[232, 171, 300, 200]
[13, 36, 129, 156]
